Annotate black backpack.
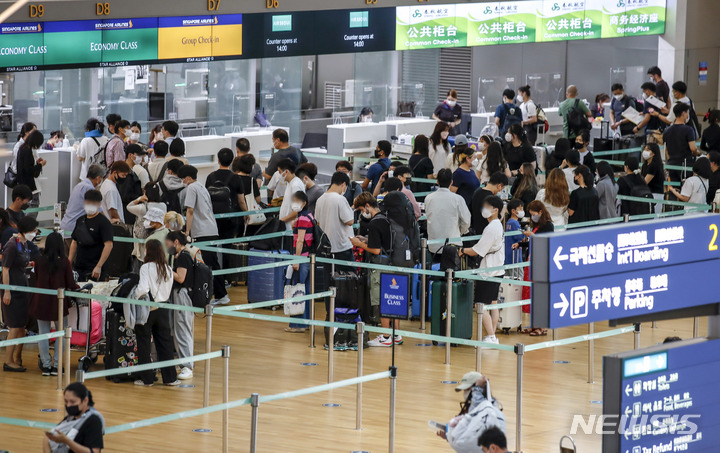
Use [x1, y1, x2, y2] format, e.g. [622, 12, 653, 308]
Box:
[501, 103, 523, 133]
[207, 172, 235, 214]
[438, 241, 462, 273]
[629, 182, 654, 216]
[308, 214, 332, 257]
[117, 171, 143, 224]
[688, 99, 703, 138]
[379, 191, 421, 267]
[567, 99, 591, 135]
[182, 250, 214, 308]
[250, 217, 285, 251]
[158, 180, 184, 213]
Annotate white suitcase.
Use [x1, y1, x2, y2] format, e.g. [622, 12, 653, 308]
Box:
[497, 249, 524, 334]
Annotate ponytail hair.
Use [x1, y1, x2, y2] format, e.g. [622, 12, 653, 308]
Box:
[64, 382, 95, 407]
[518, 85, 531, 97]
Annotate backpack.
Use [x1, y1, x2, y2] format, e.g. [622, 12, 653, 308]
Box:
[308, 214, 332, 257]
[567, 99, 590, 135]
[378, 191, 421, 268]
[182, 250, 214, 308]
[207, 172, 235, 214]
[438, 241, 461, 273]
[250, 217, 286, 251]
[628, 180, 654, 215]
[158, 180, 184, 213]
[87, 136, 120, 172]
[501, 103, 523, 133]
[536, 105, 549, 133]
[117, 171, 143, 224]
[688, 99, 703, 138]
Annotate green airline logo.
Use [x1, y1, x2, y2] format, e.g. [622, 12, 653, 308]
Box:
[483, 6, 492, 14]
[617, 0, 626, 6]
[552, 3, 560, 11]
[349, 11, 368, 28]
[412, 9, 422, 18]
[271, 15, 292, 32]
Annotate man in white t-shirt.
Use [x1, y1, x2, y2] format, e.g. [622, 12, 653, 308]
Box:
[276, 159, 306, 230]
[459, 195, 505, 346]
[100, 161, 131, 224]
[518, 85, 538, 145]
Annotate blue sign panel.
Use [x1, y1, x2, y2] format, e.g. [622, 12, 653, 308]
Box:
[380, 273, 410, 319]
[603, 339, 720, 452]
[531, 215, 720, 283]
[533, 260, 720, 328]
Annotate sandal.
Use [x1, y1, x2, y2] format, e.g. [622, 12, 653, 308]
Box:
[520, 328, 533, 334]
[529, 329, 547, 336]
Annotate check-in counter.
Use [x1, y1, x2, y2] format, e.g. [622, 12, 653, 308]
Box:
[327, 122, 388, 161]
[471, 107, 564, 138]
[380, 118, 437, 138]
[182, 135, 228, 183]
[225, 127, 289, 164]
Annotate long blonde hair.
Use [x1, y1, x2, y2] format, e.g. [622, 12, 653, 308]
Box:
[164, 211, 185, 231]
[545, 168, 570, 207]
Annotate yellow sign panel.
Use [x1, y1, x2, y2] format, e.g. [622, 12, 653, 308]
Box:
[211, 23, 243, 57]
[157, 16, 242, 60]
[158, 25, 214, 59]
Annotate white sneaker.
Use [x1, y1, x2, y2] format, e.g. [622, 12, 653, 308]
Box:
[211, 295, 230, 306]
[165, 380, 181, 386]
[178, 367, 193, 380]
[367, 335, 393, 347]
[481, 335, 500, 349]
[134, 380, 153, 387]
[393, 335, 403, 345]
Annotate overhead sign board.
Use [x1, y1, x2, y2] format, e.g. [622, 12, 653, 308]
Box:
[603, 338, 720, 452]
[531, 214, 720, 328]
[532, 215, 720, 283]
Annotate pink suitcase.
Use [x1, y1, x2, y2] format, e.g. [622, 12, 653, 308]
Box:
[67, 300, 103, 347]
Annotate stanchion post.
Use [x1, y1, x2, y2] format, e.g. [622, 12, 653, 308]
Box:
[203, 304, 213, 408]
[587, 323, 595, 384]
[388, 366, 397, 453]
[328, 287, 336, 383]
[75, 369, 85, 384]
[693, 317, 700, 338]
[476, 303, 484, 373]
[420, 239, 427, 331]
[623, 214, 630, 223]
[222, 345, 230, 453]
[445, 268, 454, 365]
[515, 343, 525, 453]
[552, 328, 557, 341]
[64, 327, 71, 388]
[356, 322, 365, 431]
[634, 323, 641, 350]
[250, 393, 259, 453]
[57, 289, 65, 391]
[309, 253, 316, 348]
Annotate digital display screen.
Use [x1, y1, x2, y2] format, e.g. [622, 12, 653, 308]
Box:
[314, 8, 396, 55]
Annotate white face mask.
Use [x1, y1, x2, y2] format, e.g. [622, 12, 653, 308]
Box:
[478, 142, 486, 152]
[291, 202, 303, 213]
[516, 210, 525, 219]
[641, 93, 648, 100]
[363, 116, 373, 123]
[505, 133, 513, 142]
[614, 94, 623, 101]
[361, 210, 372, 219]
[387, 170, 394, 178]
[84, 204, 98, 216]
[440, 131, 449, 140]
[642, 150, 652, 160]
[472, 158, 480, 167]
[130, 132, 141, 141]
[481, 207, 495, 219]
[143, 219, 152, 229]
[446, 99, 456, 107]
[25, 231, 36, 242]
[531, 214, 540, 223]
[517, 94, 524, 103]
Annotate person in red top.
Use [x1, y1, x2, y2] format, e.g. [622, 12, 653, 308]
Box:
[30, 231, 80, 376]
[287, 191, 314, 333]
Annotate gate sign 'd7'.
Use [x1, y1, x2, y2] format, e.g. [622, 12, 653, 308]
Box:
[531, 215, 720, 283]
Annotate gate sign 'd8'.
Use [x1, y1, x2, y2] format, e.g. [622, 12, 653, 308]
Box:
[531, 215, 720, 283]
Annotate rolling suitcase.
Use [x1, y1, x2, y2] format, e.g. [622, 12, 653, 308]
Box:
[103, 308, 140, 383]
[411, 263, 439, 319]
[325, 272, 369, 349]
[497, 249, 523, 334]
[226, 243, 249, 286]
[593, 121, 613, 152]
[431, 280, 474, 340]
[247, 249, 290, 304]
[67, 299, 103, 347]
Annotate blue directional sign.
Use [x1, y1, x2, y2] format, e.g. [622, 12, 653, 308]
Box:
[380, 273, 410, 319]
[603, 338, 720, 453]
[531, 215, 720, 283]
[533, 260, 720, 328]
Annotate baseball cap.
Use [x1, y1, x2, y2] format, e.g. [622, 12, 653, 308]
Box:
[455, 371, 483, 392]
[454, 134, 469, 146]
[144, 207, 166, 224]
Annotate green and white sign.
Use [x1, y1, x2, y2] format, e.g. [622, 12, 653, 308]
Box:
[601, 0, 666, 38]
[395, 5, 467, 50]
[271, 15, 292, 32]
[466, 1, 539, 46]
[395, 0, 666, 50]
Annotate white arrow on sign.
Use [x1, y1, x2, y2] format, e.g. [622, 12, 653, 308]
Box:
[554, 246, 569, 270]
[553, 294, 570, 317]
[625, 384, 632, 397]
[624, 406, 632, 416]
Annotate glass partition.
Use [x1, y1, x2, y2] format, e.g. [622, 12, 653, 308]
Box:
[353, 51, 398, 122]
[610, 65, 647, 100]
[259, 56, 302, 143]
[525, 72, 565, 108]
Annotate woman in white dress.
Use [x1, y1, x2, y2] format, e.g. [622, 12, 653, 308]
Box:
[535, 168, 570, 226]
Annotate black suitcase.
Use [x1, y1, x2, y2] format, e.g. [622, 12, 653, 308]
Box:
[226, 243, 249, 286]
[105, 224, 133, 278]
[324, 272, 369, 349]
[103, 308, 141, 383]
[593, 120, 613, 152]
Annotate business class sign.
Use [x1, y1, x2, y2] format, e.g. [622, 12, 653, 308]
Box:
[395, 0, 666, 50]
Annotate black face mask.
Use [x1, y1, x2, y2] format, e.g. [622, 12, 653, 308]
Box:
[374, 151, 382, 159]
[574, 142, 584, 150]
[20, 203, 29, 210]
[66, 405, 81, 417]
[115, 176, 126, 184]
[167, 246, 177, 256]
